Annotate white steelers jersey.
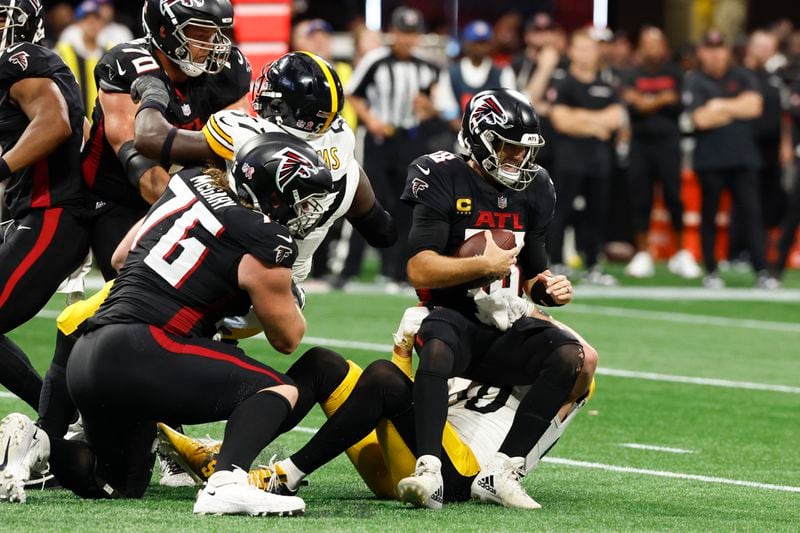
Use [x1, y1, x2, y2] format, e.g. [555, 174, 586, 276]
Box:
[446, 378, 530, 468]
[201, 110, 360, 281]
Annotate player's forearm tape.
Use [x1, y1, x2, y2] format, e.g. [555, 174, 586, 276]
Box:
[0, 157, 11, 181]
[160, 128, 178, 170]
[118, 141, 158, 188]
[530, 279, 562, 307]
[350, 200, 398, 248]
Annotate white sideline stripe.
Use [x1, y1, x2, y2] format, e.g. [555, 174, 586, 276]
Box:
[563, 304, 800, 334]
[620, 443, 695, 454]
[0, 391, 13, 399]
[540, 457, 800, 493]
[291, 426, 318, 435]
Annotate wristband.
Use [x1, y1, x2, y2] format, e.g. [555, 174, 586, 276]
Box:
[160, 127, 178, 169]
[0, 158, 11, 181]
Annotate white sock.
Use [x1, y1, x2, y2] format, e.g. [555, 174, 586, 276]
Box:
[278, 458, 305, 491]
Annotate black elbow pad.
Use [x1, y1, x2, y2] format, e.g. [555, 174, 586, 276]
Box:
[350, 200, 397, 248]
[118, 140, 158, 188]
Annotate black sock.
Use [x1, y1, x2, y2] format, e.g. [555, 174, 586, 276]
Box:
[0, 334, 42, 410]
[498, 344, 583, 458]
[291, 359, 411, 474]
[413, 339, 455, 459]
[282, 347, 350, 432]
[37, 331, 78, 437]
[215, 391, 291, 472]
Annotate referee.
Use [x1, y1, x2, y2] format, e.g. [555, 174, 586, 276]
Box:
[341, 7, 440, 289]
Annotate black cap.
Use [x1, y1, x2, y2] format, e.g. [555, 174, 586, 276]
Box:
[391, 7, 424, 33]
[701, 29, 727, 47]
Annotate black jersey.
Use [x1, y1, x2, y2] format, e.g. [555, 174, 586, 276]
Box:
[81, 39, 252, 210]
[401, 151, 555, 315]
[89, 168, 297, 338]
[0, 42, 85, 218]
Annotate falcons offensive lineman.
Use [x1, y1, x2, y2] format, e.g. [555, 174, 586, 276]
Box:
[0, 133, 333, 514]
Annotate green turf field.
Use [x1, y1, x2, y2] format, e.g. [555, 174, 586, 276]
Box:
[1, 281, 799, 531]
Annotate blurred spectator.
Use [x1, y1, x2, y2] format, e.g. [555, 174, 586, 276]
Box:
[513, 13, 560, 90]
[353, 26, 382, 64]
[43, 2, 75, 48]
[730, 30, 789, 258]
[548, 29, 625, 284]
[683, 30, 776, 289]
[292, 18, 358, 130]
[774, 79, 800, 279]
[622, 27, 700, 279]
[59, 0, 132, 51]
[55, 0, 105, 120]
[436, 20, 516, 130]
[491, 11, 522, 67]
[339, 7, 440, 289]
[608, 30, 634, 73]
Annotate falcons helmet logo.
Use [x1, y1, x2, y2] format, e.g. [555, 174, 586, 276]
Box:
[274, 147, 320, 192]
[161, 0, 205, 15]
[469, 94, 511, 134]
[9, 51, 29, 71]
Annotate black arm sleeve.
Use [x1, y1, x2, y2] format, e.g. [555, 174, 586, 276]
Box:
[349, 199, 398, 248]
[517, 227, 549, 279]
[407, 203, 451, 258]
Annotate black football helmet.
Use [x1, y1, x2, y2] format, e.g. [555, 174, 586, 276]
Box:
[142, 0, 233, 77]
[0, 0, 44, 51]
[458, 89, 545, 191]
[252, 52, 344, 139]
[231, 132, 334, 238]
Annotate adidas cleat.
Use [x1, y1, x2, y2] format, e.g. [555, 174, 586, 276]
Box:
[397, 455, 444, 510]
[471, 453, 540, 509]
[193, 469, 305, 516]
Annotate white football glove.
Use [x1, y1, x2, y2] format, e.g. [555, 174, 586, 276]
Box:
[392, 306, 430, 349]
[474, 289, 535, 332]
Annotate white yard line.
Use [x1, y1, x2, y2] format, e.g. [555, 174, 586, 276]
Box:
[541, 457, 800, 493]
[562, 304, 800, 333]
[620, 443, 695, 454]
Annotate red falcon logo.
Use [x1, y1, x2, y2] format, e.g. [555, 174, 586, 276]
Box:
[411, 177, 428, 198]
[469, 94, 511, 134]
[274, 147, 320, 192]
[9, 51, 29, 71]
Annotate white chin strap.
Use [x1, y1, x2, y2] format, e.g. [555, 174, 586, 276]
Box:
[177, 60, 206, 78]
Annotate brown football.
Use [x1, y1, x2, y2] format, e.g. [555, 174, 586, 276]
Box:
[454, 229, 517, 289]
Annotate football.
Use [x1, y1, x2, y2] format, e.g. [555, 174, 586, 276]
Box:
[454, 229, 517, 289]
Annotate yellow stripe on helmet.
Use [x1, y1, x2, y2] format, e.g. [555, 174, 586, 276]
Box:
[298, 51, 338, 133]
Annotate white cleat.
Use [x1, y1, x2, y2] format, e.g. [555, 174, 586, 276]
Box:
[158, 452, 197, 488]
[471, 453, 541, 510]
[0, 413, 50, 503]
[668, 249, 702, 279]
[397, 455, 444, 509]
[193, 469, 305, 516]
[625, 251, 655, 278]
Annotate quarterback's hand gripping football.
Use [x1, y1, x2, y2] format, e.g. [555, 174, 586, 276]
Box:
[481, 230, 520, 279]
[131, 74, 171, 113]
[536, 270, 573, 305]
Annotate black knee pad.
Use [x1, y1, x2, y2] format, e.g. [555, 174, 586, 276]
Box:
[544, 343, 584, 389]
[416, 308, 468, 355]
[288, 346, 349, 382]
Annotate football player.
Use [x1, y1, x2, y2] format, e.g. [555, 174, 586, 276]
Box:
[131, 50, 397, 282]
[0, 132, 331, 515]
[0, 0, 90, 411]
[81, 0, 251, 280]
[155, 311, 596, 506]
[394, 89, 596, 509]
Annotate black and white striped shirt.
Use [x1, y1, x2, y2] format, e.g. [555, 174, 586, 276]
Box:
[347, 47, 440, 130]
